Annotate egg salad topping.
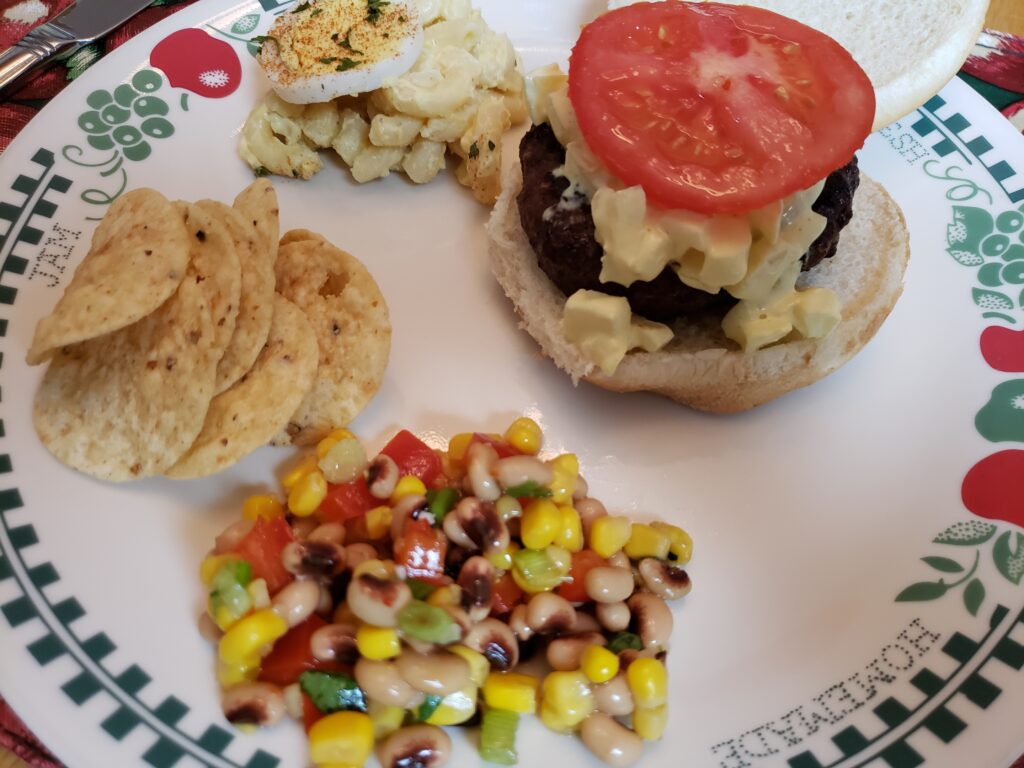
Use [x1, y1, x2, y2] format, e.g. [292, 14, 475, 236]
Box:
[525, 65, 843, 365]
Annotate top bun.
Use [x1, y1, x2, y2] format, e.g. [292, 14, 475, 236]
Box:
[606, 0, 990, 130]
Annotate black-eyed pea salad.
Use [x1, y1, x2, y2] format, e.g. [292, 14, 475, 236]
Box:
[198, 418, 694, 767]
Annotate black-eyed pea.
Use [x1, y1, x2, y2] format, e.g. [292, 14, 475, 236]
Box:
[270, 579, 320, 627]
[627, 592, 673, 651]
[494, 455, 553, 490]
[395, 650, 471, 696]
[354, 658, 425, 709]
[580, 712, 644, 767]
[282, 540, 346, 579]
[574, 498, 607, 539]
[509, 604, 533, 642]
[596, 601, 630, 632]
[308, 522, 346, 545]
[607, 550, 630, 570]
[222, 682, 286, 727]
[310, 622, 359, 664]
[367, 454, 400, 499]
[525, 592, 575, 634]
[462, 617, 519, 670]
[572, 609, 602, 634]
[466, 442, 501, 501]
[346, 560, 412, 627]
[585, 566, 634, 603]
[638, 558, 692, 601]
[593, 673, 634, 716]
[546, 632, 605, 672]
[214, 519, 254, 554]
[377, 724, 452, 768]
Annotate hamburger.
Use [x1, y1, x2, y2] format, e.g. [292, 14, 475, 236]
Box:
[486, 0, 988, 412]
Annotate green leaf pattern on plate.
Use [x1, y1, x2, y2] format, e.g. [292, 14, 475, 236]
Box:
[993, 531, 1024, 586]
[933, 521, 997, 545]
[948, 202, 1024, 317]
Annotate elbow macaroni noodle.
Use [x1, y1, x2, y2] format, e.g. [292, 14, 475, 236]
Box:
[238, 0, 526, 204]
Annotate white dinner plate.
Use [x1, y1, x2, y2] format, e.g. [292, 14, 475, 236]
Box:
[1, 2, 1023, 767]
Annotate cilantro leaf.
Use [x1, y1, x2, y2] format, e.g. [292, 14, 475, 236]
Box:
[606, 631, 643, 654]
[336, 57, 360, 71]
[367, 0, 390, 23]
[291, 1, 312, 12]
[415, 695, 443, 722]
[299, 671, 367, 713]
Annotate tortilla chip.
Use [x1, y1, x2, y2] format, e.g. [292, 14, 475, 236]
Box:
[33, 204, 242, 481]
[272, 238, 390, 445]
[166, 294, 319, 478]
[198, 200, 275, 394]
[26, 188, 190, 365]
[279, 228, 324, 247]
[234, 179, 281, 266]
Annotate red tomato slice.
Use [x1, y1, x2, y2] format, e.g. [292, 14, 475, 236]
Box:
[259, 615, 348, 687]
[557, 549, 607, 603]
[233, 517, 294, 595]
[491, 572, 524, 616]
[380, 430, 444, 485]
[568, 2, 875, 214]
[319, 477, 376, 523]
[394, 517, 447, 583]
[302, 692, 323, 732]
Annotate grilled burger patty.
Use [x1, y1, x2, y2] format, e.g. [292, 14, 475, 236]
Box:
[517, 123, 859, 323]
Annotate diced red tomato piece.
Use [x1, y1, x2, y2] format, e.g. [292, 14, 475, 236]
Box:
[557, 549, 607, 603]
[380, 430, 444, 485]
[491, 572, 524, 616]
[468, 433, 520, 459]
[302, 692, 323, 732]
[319, 477, 376, 523]
[259, 615, 348, 687]
[394, 517, 447, 583]
[233, 517, 294, 595]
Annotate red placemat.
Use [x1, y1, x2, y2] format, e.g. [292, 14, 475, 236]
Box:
[0, 1, 1021, 766]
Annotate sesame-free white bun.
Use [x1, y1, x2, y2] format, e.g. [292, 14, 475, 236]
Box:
[607, 0, 990, 130]
[486, 160, 910, 413]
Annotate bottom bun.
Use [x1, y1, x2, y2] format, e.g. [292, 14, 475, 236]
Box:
[486, 160, 910, 413]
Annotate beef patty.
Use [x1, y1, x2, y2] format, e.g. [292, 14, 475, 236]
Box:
[517, 123, 859, 323]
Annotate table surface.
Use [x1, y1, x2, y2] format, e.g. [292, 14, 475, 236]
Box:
[0, 1, 1022, 767]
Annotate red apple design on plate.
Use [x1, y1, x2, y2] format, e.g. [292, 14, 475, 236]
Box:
[962, 450, 1024, 530]
[980, 326, 1024, 372]
[150, 29, 241, 98]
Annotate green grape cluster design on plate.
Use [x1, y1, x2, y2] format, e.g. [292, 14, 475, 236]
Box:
[947, 202, 1024, 321]
[76, 69, 174, 162]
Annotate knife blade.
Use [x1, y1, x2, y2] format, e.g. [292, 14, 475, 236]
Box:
[0, 0, 154, 96]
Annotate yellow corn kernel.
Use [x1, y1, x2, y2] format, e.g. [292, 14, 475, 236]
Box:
[633, 704, 669, 741]
[367, 700, 405, 740]
[484, 671, 539, 714]
[288, 469, 328, 517]
[447, 432, 473, 463]
[282, 453, 318, 491]
[316, 428, 357, 459]
[217, 661, 258, 687]
[651, 522, 693, 564]
[626, 658, 668, 709]
[539, 701, 575, 733]
[365, 506, 393, 540]
[427, 684, 478, 725]
[200, 554, 241, 586]
[581, 645, 619, 685]
[391, 475, 426, 503]
[308, 711, 374, 766]
[624, 523, 671, 560]
[247, 578, 270, 610]
[549, 453, 579, 504]
[504, 417, 542, 455]
[426, 584, 460, 609]
[541, 671, 594, 728]
[218, 609, 288, 667]
[555, 505, 584, 553]
[522, 499, 561, 550]
[242, 494, 285, 521]
[356, 624, 401, 660]
[449, 645, 490, 687]
[589, 516, 633, 558]
[487, 540, 520, 571]
[213, 605, 242, 632]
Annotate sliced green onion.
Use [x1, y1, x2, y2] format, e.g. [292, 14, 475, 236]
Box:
[512, 548, 563, 592]
[299, 670, 367, 713]
[480, 707, 519, 765]
[415, 694, 443, 722]
[208, 560, 252, 625]
[606, 631, 643, 654]
[398, 600, 461, 644]
[425, 487, 460, 521]
[494, 496, 522, 521]
[504, 480, 552, 498]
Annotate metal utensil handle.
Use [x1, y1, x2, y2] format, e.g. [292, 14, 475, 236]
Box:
[0, 22, 79, 95]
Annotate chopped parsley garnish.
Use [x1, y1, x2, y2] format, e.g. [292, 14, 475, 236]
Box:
[249, 34, 275, 55]
[488, 140, 496, 151]
[336, 58, 360, 71]
[310, 6, 322, 15]
[339, 29, 362, 53]
[291, 1, 311, 12]
[253, 166, 271, 177]
[367, 0, 390, 23]
[414, 695, 443, 722]
[319, 56, 338, 64]
[399, 14, 407, 21]
[469, 142, 480, 159]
